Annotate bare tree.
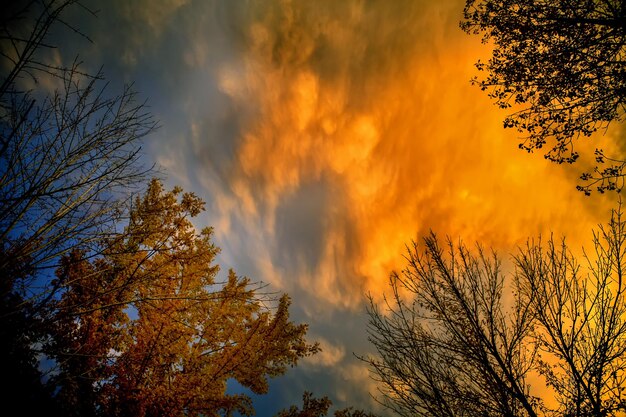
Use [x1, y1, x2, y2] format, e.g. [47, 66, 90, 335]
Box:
[0, 0, 156, 307]
[515, 211, 626, 416]
[364, 208, 626, 416]
[0, 4, 156, 411]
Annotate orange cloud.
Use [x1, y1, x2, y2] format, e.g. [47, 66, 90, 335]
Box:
[207, 0, 620, 314]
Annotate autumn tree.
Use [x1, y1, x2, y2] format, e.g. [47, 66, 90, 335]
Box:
[46, 179, 318, 417]
[364, 208, 626, 417]
[461, 0, 626, 194]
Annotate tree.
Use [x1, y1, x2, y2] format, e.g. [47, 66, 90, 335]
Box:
[276, 392, 333, 417]
[276, 391, 378, 417]
[0, 1, 156, 412]
[364, 208, 626, 416]
[46, 179, 319, 417]
[0, 0, 156, 304]
[0, 259, 62, 417]
[461, 0, 626, 194]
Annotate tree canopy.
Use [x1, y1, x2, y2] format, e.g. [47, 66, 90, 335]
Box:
[276, 391, 378, 417]
[364, 209, 626, 416]
[461, 0, 626, 194]
[45, 179, 319, 417]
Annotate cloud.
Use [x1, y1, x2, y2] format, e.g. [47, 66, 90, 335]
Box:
[197, 0, 619, 313]
[63, 0, 625, 412]
[303, 337, 346, 368]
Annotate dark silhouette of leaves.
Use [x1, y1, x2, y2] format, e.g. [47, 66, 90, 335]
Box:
[462, 0, 626, 194]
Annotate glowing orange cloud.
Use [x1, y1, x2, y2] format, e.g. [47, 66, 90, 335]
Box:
[204, 0, 620, 314]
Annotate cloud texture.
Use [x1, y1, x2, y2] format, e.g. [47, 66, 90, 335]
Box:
[195, 0, 616, 311]
[68, 0, 623, 412]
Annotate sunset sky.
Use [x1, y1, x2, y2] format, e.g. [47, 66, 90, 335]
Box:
[56, 0, 623, 414]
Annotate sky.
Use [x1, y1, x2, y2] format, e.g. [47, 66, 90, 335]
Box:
[54, 0, 623, 414]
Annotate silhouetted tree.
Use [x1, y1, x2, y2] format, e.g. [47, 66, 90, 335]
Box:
[46, 179, 319, 417]
[276, 391, 378, 417]
[1, 1, 151, 412]
[0, 0, 156, 306]
[0, 260, 62, 417]
[461, 0, 626, 194]
[364, 208, 626, 416]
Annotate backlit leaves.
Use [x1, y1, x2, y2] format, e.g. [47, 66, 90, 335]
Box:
[47, 179, 318, 417]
